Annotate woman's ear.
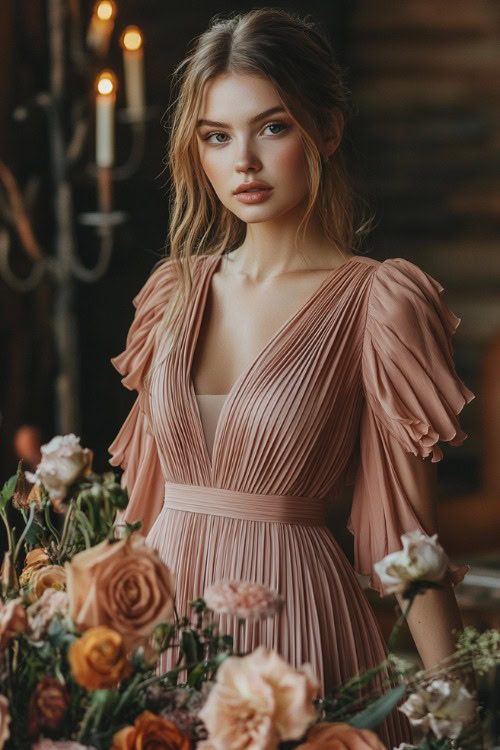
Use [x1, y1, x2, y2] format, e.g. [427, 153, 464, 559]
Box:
[322, 109, 344, 159]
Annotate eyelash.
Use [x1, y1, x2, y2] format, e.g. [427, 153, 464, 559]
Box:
[202, 121, 289, 144]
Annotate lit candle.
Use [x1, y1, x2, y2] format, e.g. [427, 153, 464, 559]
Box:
[87, 0, 116, 56]
[96, 70, 116, 168]
[121, 26, 145, 120]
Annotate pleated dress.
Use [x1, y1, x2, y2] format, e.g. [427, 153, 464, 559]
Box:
[108, 253, 474, 748]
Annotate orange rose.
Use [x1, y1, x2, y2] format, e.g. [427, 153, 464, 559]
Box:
[111, 711, 191, 750]
[0, 598, 28, 651]
[65, 533, 175, 652]
[27, 677, 71, 736]
[29, 565, 66, 602]
[68, 626, 132, 690]
[297, 722, 387, 749]
[19, 548, 50, 587]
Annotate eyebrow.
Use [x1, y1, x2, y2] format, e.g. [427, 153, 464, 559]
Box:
[196, 106, 286, 129]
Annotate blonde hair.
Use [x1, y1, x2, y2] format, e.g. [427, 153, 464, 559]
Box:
[143, 7, 374, 392]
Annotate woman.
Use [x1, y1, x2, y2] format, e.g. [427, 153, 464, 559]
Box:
[109, 9, 474, 747]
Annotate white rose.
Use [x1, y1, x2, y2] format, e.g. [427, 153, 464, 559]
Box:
[26, 434, 91, 500]
[399, 679, 476, 740]
[373, 530, 449, 594]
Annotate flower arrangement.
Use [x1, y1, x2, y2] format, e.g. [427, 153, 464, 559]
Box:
[0, 434, 498, 750]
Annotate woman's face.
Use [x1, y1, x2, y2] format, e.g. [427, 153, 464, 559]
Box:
[196, 73, 311, 224]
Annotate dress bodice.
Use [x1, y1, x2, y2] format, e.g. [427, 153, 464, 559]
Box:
[195, 394, 228, 461]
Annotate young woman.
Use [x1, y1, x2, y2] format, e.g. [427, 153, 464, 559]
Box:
[109, 9, 475, 747]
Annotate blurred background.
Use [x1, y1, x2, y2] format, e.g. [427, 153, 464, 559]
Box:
[0, 0, 499, 720]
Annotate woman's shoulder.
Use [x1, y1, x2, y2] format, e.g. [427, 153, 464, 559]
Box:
[357, 255, 454, 328]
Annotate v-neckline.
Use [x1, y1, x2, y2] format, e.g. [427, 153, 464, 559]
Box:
[188, 252, 361, 474]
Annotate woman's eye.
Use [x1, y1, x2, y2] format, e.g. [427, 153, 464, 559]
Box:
[263, 122, 288, 135]
[203, 121, 288, 144]
[204, 132, 229, 144]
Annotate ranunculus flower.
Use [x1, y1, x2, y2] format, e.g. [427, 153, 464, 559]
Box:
[28, 565, 66, 603]
[68, 626, 132, 691]
[19, 548, 51, 587]
[65, 533, 175, 652]
[203, 581, 285, 620]
[373, 530, 449, 595]
[398, 679, 476, 740]
[26, 434, 92, 502]
[0, 597, 28, 651]
[0, 695, 11, 750]
[110, 710, 190, 750]
[27, 589, 69, 641]
[296, 721, 387, 749]
[32, 742, 96, 750]
[198, 645, 320, 750]
[27, 677, 71, 737]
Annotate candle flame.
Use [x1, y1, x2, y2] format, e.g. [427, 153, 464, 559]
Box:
[96, 1, 114, 21]
[97, 71, 116, 95]
[122, 26, 143, 51]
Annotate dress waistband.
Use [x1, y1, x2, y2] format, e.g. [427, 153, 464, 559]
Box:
[163, 482, 327, 526]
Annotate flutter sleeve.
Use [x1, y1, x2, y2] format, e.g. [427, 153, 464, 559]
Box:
[347, 258, 475, 596]
[108, 259, 177, 537]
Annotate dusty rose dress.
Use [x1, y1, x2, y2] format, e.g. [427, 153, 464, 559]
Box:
[109, 253, 474, 747]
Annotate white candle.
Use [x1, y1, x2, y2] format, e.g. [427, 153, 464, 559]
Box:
[96, 71, 116, 168]
[121, 26, 145, 119]
[87, 1, 116, 56]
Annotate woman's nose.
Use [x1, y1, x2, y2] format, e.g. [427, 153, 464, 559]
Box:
[234, 145, 261, 173]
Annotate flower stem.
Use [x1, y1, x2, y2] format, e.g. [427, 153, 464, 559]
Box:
[44, 502, 61, 543]
[13, 503, 36, 565]
[57, 503, 77, 561]
[387, 596, 414, 652]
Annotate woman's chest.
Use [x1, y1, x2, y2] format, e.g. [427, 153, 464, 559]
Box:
[148, 256, 373, 491]
[191, 262, 359, 397]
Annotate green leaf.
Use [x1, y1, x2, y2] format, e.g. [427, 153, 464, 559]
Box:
[0, 472, 19, 513]
[348, 684, 406, 729]
[180, 630, 199, 671]
[24, 521, 45, 546]
[187, 661, 208, 687]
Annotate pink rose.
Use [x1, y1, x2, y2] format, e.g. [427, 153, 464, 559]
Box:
[203, 581, 285, 620]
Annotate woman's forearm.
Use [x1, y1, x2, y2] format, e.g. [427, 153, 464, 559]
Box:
[395, 576, 464, 672]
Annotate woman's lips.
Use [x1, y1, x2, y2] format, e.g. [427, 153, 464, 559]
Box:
[234, 188, 273, 204]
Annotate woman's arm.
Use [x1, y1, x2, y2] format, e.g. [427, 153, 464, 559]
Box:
[395, 578, 464, 672]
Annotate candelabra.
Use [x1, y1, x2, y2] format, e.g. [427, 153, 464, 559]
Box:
[0, 0, 159, 435]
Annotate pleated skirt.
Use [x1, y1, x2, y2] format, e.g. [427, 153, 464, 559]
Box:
[146, 504, 413, 747]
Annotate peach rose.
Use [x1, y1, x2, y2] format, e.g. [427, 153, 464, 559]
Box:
[110, 711, 190, 750]
[198, 646, 320, 750]
[68, 626, 132, 690]
[0, 695, 11, 750]
[297, 722, 387, 749]
[27, 677, 71, 736]
[19, 548, 51, 587]
[0, 597, 28, 651]
[28, 564, 67, 602]
[65, 534, 175, 651]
